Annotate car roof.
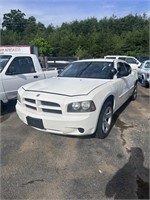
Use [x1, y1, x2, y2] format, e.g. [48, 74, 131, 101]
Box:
[105, 55, 133, 58]
[74, 58, 115, 62]
[73, 58, 129, 63]
[143, 60, 150, 63]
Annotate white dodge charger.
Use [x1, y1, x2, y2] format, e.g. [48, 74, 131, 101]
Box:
[16, 59, 138, 139]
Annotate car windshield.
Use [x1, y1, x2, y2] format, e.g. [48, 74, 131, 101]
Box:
[145, 61, 150, 68]
[59, 61, 114, 79]
[0, 55, 12, 72]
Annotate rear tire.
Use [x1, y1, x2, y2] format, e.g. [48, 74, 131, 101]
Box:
[95, 101, 113, 139]
[130, 84, 137, 100]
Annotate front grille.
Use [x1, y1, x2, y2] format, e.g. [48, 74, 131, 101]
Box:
[23, 97, 62, 114]
[42, 108, 62, 114]
[25, 98, 36, 104]
[26, 104, 37, 110]
[41, 101, 60, 107]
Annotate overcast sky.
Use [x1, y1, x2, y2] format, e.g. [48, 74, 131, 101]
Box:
[0, 0, 149, 27]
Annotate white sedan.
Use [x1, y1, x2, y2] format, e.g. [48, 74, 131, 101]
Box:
[16, 59, 138, 139]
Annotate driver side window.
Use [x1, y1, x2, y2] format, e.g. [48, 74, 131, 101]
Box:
[6, 57, 35, 75]
[117, 62, 126, 78]
[117, 62, 131, 78]
[124, 63, 132, 74]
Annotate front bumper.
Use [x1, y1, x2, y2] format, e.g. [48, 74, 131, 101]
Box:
[16, 101, 97, 136]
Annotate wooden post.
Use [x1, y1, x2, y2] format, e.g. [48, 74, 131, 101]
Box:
[44, 56, 48, 70]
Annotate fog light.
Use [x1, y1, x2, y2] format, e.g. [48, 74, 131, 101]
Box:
[78, 128, 84, 133]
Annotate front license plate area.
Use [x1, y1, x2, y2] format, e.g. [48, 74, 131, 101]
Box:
[26, 116, 45, 129]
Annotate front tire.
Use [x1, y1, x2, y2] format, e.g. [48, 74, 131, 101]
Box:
[95, 101, 113, 139]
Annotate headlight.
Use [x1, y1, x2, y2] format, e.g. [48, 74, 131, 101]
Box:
[67, 100, 96, 112]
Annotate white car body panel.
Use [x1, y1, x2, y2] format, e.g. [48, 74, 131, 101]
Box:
[22, 77, 109, 96]
[16, 59, 137, 136]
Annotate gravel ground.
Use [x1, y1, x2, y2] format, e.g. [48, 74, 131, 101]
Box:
[0, 83, 149, 200]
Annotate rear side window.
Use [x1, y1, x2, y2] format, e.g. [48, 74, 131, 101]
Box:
[6, 57, 36, 75]
[125, 58, 137, 64]
[117, 62, 126, 72]
[124, 63, 132, 74]
[118, 57, 126, 61]
[117, 62, 131, 78]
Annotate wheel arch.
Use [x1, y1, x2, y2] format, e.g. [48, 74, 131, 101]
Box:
[142, 74, 146, 80]
[135, 79, 138, 85]
[95, 94, 115, 125]
[102, 95, 115, 109]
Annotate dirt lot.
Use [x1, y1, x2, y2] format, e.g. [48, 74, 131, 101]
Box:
[0, 83, 149, 200]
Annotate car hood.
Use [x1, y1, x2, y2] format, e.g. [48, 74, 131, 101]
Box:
[138, 68, 150, 73]
[143, 69, 150, 72]
[23, 77, 109, 96]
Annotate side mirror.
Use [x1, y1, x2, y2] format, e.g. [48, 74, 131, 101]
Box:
[58, 69, 64, 74]
[6, 66, 16, 75]
[111, 68, 117, 75]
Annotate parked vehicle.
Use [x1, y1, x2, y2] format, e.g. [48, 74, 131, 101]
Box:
[138, 60, 150, 87]
[136, 56, 149, 63]
[16, 58, 138, 139]
[104, 55, 141, 70]
[0, 54, 58, 103]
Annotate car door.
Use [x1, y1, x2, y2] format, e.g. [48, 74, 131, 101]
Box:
[1, 56, 45, 100]
[115, 61, 133, 107]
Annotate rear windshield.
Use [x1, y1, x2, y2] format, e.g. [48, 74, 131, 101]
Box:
[0, 55, 12, 72]
[59, 61, 114, 79]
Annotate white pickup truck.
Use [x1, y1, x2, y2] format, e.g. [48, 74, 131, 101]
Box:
[16, 58, 138, 139]
[0, 54, 58, 103]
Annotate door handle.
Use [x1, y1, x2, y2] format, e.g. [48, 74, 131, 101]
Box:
[33, 75, 39, 78]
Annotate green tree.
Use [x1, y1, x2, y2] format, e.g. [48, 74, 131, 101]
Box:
[2, 9, 26, 33]
[30, 37, 51, 56]
[1, 11, 149, 57]
[75, 46, 88, 59]
[1, 30, 19, 45]
[22, 16, 38, 44]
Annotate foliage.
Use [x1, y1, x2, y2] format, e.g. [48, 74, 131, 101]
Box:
[1, 10, 149, 57]
[30, 37, 51, 56]
[2, 9, 26, 33]
[75, 46, 88, 59]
